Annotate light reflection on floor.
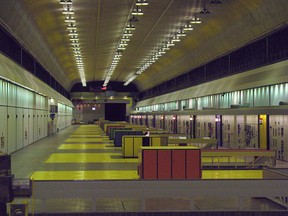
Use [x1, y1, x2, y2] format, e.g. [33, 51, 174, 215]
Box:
[30, 125, 263, 181]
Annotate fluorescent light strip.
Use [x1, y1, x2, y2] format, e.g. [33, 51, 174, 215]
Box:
[59, 0, 86, 86]
[124, 74, 137, 86]
[124, 8, 204, 86]
[104, 3, 147, 86]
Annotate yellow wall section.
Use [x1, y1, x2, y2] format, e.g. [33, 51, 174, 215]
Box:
[127, 97, 133, 107]
[259, 115, 267, 149]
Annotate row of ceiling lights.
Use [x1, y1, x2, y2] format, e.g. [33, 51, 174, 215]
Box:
[123, 0, 222, 86]
[103, 0, 149, 87]
[59, 0, 86, 86]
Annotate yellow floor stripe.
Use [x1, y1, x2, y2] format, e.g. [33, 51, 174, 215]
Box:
[70, 133, 106, 135]
[202, 170, 262, 179]
[69, 135, 103, 138]
[30, 170, 262, 181]
[58, 144, 117, 150]
[45, 153, 138, 163]
[65, 138, 110, 142]
[30, 170, 139, 180]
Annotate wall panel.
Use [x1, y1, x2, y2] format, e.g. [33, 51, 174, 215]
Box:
[147, 115, 154, 128]
[242, 89, 254, 106]
[23, 109, 29, 147]
[7, 107, 16, 153]
[16, 86, 25, 108]
[284, 115, 288, 160]
[28, 109, 34, 144]
[0, 106, 8, 153]
[254, 87, 269, 107]
[270, 83, 288, 106]
[22, 90, 29, 108]
[7, 83, 17, 106]
[42, 110, 48, 138]
[16, 108, 23, 150]
[33, 110, 38, 142]
[177, 115, 190, 136]
[27, 91, 34, 109]
[222, 115, 236, 148]
[0, 80, 7, 105]
[269, 115, 288, 161]
[196, 115, 216, 139]
[165, 115, 174, 133]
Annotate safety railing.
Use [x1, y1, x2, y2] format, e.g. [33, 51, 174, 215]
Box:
[201, 149, 276, 168]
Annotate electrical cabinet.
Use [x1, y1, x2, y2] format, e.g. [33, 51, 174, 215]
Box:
[139, 147, 201, 180]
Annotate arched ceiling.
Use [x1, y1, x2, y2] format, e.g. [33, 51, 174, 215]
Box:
[1, 0, 288, 92]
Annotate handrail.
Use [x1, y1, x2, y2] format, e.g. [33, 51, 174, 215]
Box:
[201, 149, 276, 168]
[168, 138, 217, 144]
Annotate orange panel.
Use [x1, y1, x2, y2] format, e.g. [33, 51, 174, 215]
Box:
[142, 150, 157, 179]
[172, 150, 186, 179]
[186, 149, 201, 179]
[157, 150, 171, 179]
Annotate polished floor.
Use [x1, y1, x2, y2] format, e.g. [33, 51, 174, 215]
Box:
[30, 125, 139, 181]
[20, 124, 262, 181]
[10, 124, 287, 213]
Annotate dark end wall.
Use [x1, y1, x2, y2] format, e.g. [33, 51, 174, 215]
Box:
[105, 103, 126, 121]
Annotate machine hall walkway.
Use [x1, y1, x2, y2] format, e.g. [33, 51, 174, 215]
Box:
[10, 124, 287, 214]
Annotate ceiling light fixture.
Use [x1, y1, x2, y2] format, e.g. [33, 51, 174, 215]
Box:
[190, 15, 202, 24]
[176, 29, 186, 37]
[166, 41, 175, 47]
[71, 41, 79, 46]
[119, 41, 128, 46]
[115, 51, 123, 57]
[123, 30, 133, 37]
[69, 36, 79, 41]
[62, 5, 74, 14]
[68, 30, 77, 36]
[132, 6, 144, 15]
[118, 45, 126, 50]
[64, 15, 76, 22]
[126, 22, 136, 31]
[124, 75, 137, 86]
[183, 22, 193, 31]
[135, 0, 149, 6]
[162, 45, 170, 51]
[60, 0, 72, 5]
[67, 23, 76, 30]
[171, 35, 181, 42]
[121, 36, 130, 41]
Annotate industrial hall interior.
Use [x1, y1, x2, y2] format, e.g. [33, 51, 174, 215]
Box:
[1, 0, 288, 215]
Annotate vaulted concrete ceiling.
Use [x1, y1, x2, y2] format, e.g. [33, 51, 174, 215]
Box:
[1, 0, 288, 92]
